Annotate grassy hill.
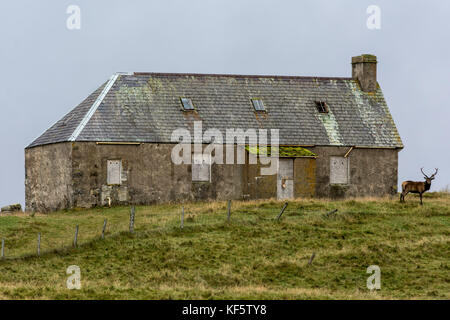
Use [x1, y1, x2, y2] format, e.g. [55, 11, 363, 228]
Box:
[0, 193, 449, 299]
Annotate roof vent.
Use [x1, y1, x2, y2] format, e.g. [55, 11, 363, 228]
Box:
[315, 101, 329, 113]
[180, 97, 195, 111]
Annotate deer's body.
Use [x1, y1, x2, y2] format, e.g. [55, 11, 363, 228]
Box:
[400, 168, 437, 205]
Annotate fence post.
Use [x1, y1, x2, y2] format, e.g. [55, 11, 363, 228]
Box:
[180, 206, 184, 229]
[102, 219, 107, 239]
[37, 233, 41, 256]
[129, 206, 135, 233]
[324, 209, 338, 218]
[276, 202, 289, 221]
[308, 252, 316, 265]
[227, 200, 231, 222]
[73, 225, 79, 248]
[1, 238, 4, 259]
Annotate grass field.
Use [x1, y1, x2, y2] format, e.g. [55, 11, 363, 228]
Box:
[0, 193, 449, 299]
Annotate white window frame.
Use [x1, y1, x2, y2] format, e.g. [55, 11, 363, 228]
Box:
[192, 153, 211, 182]
[330, 156, 349, 185]
[107, 160, 122, 185]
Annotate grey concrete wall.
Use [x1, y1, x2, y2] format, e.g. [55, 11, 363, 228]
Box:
[244, 146, 398, 199]
[309, 146, 399, 198]
[71, 142, 245, 208]
[25, 142, 72, 212]
[25, 142, 399, 212]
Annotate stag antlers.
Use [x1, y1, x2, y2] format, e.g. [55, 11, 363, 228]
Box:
[421, 167, 438, 179]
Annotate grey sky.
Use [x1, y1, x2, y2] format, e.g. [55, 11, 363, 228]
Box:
[1, 0, 449, 207]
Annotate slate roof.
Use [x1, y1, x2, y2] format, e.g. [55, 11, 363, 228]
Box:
[27, 72, 403, 149]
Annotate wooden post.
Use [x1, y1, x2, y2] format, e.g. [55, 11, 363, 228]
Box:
[101, 219, 107, 239]
[344, 146, 354, 158]
[129, 206, 135, 233]
[227, 200, 231, 222]
[1, 238, 4, 259]
[37, 233, 41, 256]
[276, 202, 289, 221]
[324, 209, 338, 218]
[180, 206, 184, 229]
[308, 252, 316, 265]
[73, 225, 79, 248]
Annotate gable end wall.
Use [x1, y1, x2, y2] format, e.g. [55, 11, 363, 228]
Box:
[25, 143, 73, 212]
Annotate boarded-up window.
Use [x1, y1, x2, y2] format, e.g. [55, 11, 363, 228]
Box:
[107, 160, 122, 185]
[192, 154, 211, 182]
[330, 156, 349, 184]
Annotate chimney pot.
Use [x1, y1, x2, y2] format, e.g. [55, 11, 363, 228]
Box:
[351, 54, 378, 92]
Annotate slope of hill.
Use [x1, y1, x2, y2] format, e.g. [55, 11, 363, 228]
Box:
[0, 193, 449, 299]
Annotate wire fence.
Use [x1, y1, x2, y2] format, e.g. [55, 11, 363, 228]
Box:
[0, 200, 334, 261]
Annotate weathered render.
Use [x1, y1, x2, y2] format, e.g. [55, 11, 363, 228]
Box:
[25, 54, 403, 212]
[25, 143, 73, 212]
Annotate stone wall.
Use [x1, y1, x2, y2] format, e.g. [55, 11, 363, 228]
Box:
[310, 146, 399, 198]
[71, 142, 245, 208]
[25, 142, 399, 212]
[243, 146, 398, 200]
[25, 142, 72, 212]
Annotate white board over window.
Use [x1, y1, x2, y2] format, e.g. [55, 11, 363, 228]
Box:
[330, 156, 349, 184]
[107, 160, 122, 185]
[192, 154, 211, 182]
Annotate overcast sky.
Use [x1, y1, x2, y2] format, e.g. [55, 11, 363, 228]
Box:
[1, 0, 449, 207]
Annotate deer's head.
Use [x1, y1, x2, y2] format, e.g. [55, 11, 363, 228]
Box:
[421, 167, 438, 185]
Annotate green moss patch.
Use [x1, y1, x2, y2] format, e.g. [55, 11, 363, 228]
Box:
[245, 146, 316, 158]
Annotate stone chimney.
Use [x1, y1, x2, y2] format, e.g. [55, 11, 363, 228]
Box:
[351, 54, 377, 92]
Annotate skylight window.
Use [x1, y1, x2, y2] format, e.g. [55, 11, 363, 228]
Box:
[251, 98, 266, 112]
[315, 101, 329, 113]
[180, 97, 195, 111]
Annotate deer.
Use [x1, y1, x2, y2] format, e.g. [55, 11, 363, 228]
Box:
[400, 168, 438, 205]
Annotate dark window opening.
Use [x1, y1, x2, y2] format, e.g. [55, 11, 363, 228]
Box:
[180, 97, 195, 111]
[251, 98, 266, 112]
[315, 101, 329, 113]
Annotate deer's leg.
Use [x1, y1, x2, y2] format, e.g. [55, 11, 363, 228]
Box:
[420, 193, 423, 205]
[401, 191, 408, 202]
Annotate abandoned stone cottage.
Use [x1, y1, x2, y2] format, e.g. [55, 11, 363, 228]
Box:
[25, 54, 403, 212]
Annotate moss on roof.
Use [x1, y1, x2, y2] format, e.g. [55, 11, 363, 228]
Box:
[245, 146, 316, 158]
[27, 72, 403, 149]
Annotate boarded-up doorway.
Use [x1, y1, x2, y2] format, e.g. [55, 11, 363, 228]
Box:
[277, 158, 294, 199]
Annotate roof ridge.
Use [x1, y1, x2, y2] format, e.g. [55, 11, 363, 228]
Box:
[68, 73, 119, 141]
[132, 72, 353, 81]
